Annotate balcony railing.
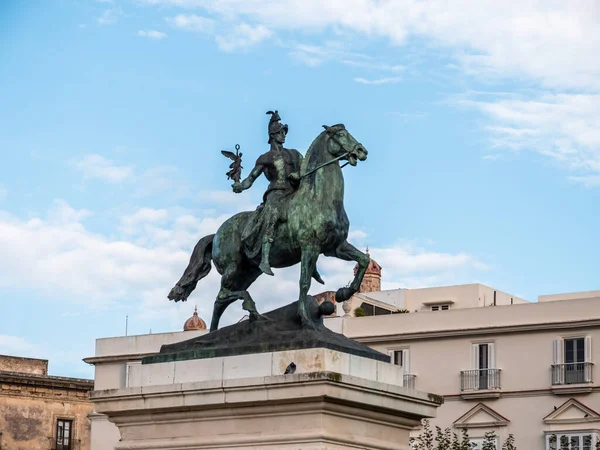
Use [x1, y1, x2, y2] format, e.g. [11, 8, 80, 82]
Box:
[403, 373, 416, 390]
[551, 362, 593, 385]
[460, 369, 501, 391]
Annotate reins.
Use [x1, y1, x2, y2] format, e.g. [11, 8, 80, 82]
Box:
[300, 130, 352, 179]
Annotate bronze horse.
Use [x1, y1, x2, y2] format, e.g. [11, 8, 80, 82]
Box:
[168, 124, 369, 331]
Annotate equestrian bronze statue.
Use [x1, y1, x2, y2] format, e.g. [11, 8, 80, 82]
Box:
[168, 111, 369, 332]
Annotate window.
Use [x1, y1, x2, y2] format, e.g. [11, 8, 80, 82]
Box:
[431, 304, 450, 311]
[553, 336, 592, 384]
[469, 437, 497, 450]
[546, 433, 598, 450]
[565, 338, 586, 364]
[462, 342, 499, 390]
[389, 348, 416, 389]
[55, 419, 73, 450]
[359, 302, 393, 316]
[389, 348, 410, 371]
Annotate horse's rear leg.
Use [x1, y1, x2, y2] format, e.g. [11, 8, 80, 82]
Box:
[209, 268, 262, 332]
[298, 248, 319, 328]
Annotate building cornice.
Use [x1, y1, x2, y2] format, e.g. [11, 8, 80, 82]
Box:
[351, 318, 600, 343]
[0, 370, 94, 391]
[83, 352, 155, 365]
[440, 385, 600, 401]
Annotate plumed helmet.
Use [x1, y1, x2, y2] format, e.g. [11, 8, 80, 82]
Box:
[266, 110, 288, 143]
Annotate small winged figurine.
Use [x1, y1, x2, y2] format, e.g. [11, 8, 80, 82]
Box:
[221, 144, 243, 183]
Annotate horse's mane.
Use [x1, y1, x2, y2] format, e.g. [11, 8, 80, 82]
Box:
[300, 124, 346, 176]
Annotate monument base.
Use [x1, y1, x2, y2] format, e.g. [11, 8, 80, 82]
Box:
[91, 349, 441, 450]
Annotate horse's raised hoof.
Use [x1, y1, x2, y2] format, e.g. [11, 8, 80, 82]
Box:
[318, 301, 335, 317]
[312, 270, 325, 285]
[259, 262, 275, 276]
[335, 287, 354, 303]
[168, 285, 187, 302]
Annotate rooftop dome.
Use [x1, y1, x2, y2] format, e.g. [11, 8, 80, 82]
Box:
[353, 248, 382, 293]
[183, 306, 207, 331]
[353, 248, 382, 276]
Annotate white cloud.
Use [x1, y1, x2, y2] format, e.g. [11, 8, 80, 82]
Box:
[72, 154, 134, 183]
[347, 229, 368, 243]
[134, 165, 191, 199]
[166, 14, 214, 33]
[287, 43, 373, 68]
[120, 207, 168, 234]
[0, 201, 207, 308]
[0, 333, 92, 378]
[341, 59, 404, 73]
[197, 189, 259, 212]
[138, 30, 168, 39]
[568, 175, 600, 188]
[289, 44, 327, 67]
[139, 0, 600, 184]
[0, 198, 487, 334]
[97, 7, 123, 25]
[458, 93, 600, 182]
[216, 23, 272, 52]
[141, 0, 600, 90]
[0, 335, 36, 354]
[354, 77, 402, 85]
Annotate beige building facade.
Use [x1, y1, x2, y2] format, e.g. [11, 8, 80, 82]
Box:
[85, 260, 600, 450]
[84, 328, 207, 450]
[333, 290, 600, 449]
[0, 354, 94, 450]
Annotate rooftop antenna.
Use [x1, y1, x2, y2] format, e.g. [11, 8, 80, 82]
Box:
[125, 314, 129, 336]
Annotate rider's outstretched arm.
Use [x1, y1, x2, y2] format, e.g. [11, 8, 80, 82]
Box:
[233, 163, 263, 193]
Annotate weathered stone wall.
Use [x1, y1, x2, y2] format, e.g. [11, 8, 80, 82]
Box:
[359, 272, 381, 293]
[0, 377, 93, 450]
[0, 355, 48, 376]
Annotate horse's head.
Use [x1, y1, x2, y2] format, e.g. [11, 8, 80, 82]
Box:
[322, 124, 368, 167]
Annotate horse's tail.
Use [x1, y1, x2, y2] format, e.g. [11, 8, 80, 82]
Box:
[168, 234, 215, 302]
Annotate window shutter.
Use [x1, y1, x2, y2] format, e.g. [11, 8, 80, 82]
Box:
[403, 349, 411, 374]
[387, 350, 395, 365]
[471, 344, 480, 390]
[585, 336, 592, 363]
[489, 343, 496, 369]
[553, 338, 564, 364]
[553, 338, 565, 385]
[472, 344, 479, 370]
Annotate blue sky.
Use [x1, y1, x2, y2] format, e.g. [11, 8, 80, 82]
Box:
[0, 0, 599, 378]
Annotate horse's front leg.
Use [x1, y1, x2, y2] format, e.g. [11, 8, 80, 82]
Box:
[298, 247, 319, 328]
[329, 241, 370, 302]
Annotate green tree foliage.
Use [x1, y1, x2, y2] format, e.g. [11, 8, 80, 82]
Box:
[353, 306, 367, 317]
[482, 431, 498, 450]
[501, 434, 516, 450]
[410, 420, 435, 450]
[411, 420, 518, 450]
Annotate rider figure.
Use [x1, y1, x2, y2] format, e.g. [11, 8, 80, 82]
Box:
[232, 111, 302, 276]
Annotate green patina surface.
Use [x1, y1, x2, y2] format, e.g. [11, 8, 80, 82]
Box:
[427, 393, 444, 404]
[144, 298, 390, 365]
[167, 110, 370, 334]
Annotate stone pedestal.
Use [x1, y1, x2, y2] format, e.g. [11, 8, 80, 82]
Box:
[90, 348, 441, 450]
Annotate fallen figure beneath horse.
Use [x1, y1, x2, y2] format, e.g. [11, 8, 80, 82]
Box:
[168, 123, 369, 332]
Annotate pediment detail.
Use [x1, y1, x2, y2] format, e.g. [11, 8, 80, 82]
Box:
[544, 398, 600, 424]
[453, 403, 510, 429]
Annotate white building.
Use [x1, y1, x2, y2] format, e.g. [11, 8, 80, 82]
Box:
[85, 259, 600, 450]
